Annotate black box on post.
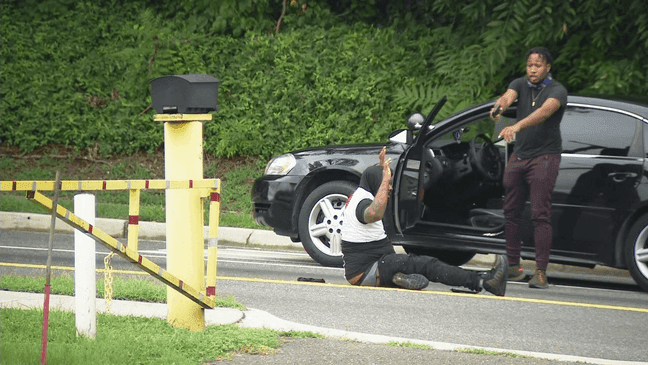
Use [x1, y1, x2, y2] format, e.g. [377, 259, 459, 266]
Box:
[150, 74, 219, 114]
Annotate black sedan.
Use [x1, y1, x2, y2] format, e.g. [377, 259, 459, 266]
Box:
[252, 95, 648, 292]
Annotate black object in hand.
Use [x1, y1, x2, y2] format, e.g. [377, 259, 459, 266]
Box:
[492, 103, 502, 117]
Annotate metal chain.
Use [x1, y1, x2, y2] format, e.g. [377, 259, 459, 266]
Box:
[104, 252, 115, 314]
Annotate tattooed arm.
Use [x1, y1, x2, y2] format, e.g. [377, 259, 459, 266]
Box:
[363, 147, 393, 224]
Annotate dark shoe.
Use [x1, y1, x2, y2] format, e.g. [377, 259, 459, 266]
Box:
[392, 272, 429, 290]
[528, 269, 549, 289]
[507, 264, 526, 281]
[481, 255, 508, 296]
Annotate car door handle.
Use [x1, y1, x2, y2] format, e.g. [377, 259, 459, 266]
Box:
[608, 172, 638, 182]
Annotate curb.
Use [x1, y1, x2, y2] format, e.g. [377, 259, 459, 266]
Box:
[0, 211, 302, 249]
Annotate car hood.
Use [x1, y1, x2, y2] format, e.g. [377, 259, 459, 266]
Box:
[291, 142, 395, 156]
[287, 142, 405, 176]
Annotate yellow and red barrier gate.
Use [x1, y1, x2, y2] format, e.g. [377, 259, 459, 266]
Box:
[0, 179, 221, 309]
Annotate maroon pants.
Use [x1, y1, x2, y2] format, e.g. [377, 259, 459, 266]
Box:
[503, 153, 560, 270]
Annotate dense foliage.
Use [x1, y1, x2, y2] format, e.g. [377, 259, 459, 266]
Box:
[1, 0, 646, 159]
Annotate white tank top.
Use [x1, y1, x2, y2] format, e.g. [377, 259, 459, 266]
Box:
[341, 188, 387, 243]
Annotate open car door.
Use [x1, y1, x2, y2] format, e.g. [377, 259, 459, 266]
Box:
[394, 96, 447, 234]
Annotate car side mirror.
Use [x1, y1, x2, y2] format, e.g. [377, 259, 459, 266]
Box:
[391, 113, 426, 144]
[407, 113, 425, 131]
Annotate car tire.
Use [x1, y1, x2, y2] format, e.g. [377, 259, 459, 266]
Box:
[624, 214, 648, 292]
[403, 246, 476, 267]
[298, 180, 357, 267]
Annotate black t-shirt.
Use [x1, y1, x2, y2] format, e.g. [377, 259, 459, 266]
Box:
[508, 77, 568, 158]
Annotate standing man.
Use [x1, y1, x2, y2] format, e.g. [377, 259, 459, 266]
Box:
[340, 147, 508, 296]
[490, 47, 568, 289]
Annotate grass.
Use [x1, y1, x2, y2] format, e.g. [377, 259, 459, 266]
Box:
[0, 191, 263, 229]
[456, 348, 526, 358]
[0, 274, 323, 364]
[389, 342, 530, 359]
[388, 341, 432, 349]
[1, 308, 291, 364]
[0, 274, 244, 310]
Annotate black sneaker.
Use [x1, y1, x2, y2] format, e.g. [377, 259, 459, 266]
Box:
[392, 272, 429, 290]
[481, 255, 508, 296]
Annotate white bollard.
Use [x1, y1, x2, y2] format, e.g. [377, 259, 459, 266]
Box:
[74, 193, 97, 338]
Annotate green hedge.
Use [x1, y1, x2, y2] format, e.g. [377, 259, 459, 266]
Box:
[2, 0, 646, 159]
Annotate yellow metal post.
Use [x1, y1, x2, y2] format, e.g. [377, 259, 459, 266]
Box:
[162, 114, 209, 331]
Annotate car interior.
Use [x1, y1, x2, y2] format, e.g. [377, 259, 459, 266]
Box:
[418, 110, 518, 234]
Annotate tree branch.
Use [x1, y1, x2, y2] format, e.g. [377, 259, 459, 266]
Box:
[148, 36, 159, 74]
[276, 0, 287, 34]
[138, 104, 153, 118]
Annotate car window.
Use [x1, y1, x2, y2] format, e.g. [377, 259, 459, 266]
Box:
[561, 106, 643, 157]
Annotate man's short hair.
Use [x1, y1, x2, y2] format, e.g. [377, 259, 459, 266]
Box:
[525, 47, 553, 65]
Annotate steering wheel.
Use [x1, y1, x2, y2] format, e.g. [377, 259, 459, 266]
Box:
[422, 147, 442, 189]
[469, 134, 503, 181]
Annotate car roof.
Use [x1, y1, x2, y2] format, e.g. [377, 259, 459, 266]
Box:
[462, 95, 648, 119]
[433, 94, 648, 132]
[571, 93, 648, 107]
[568, 95, 648, 120]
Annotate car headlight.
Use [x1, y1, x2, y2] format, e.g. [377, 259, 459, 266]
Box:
[264, 154, 297, 175]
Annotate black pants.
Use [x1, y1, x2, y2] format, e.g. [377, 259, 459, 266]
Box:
[377, 253, 481, 291]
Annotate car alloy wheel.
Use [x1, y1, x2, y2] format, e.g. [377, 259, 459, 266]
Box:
[307, 193, 346, 255]
[631, 229, 648, 279]
[298, 181, 356, 267]
[625, 214, 648, 292]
